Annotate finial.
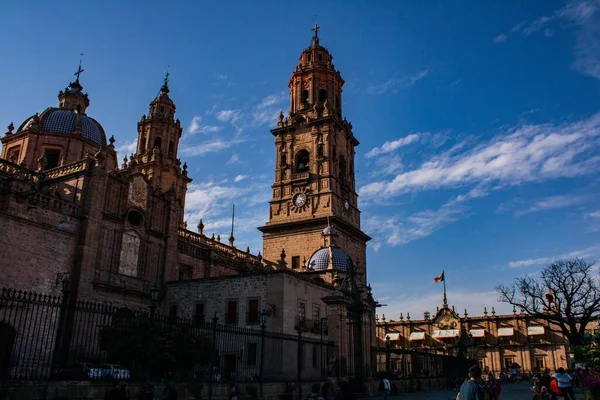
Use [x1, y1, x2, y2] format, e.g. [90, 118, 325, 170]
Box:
[311, 23, 320, 40]
[512, 305, 517, 315]
[197, 219, 204, 235]
[399, 312, 403, 321]
[74, 53, 84, 83]
[280, 248, 286, 261]
[162, 67, 170, 93]
[406, 312, 411, 321]
[182, 162, 188, 176]
[302, 256, 307, 269]
[246, 246, 250, 253]
[216, 234, 221, 242]
[491, 306, 496, 316]
[182, 221, 188, 229]
[109, 135, 115, 146]
[257, 251, 262, 262]
[381, 314, 386, 322]
[464, 308, 468, 317]
[6, 122, 14, 135]
[483, 307, 488, 316]
[211, 233, 215, 240]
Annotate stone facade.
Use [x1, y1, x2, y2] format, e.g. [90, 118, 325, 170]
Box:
[0, 26, 378, 385]
[377, 304, 571, 376]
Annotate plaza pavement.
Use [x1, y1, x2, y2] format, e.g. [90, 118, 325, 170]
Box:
[367, 381, 586, 399]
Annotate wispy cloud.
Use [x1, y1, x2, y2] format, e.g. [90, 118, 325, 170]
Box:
[360, 112, 600, 199]
[367, 69, 430, 95]
[227, 153, 242, 165]
[187, 115, 222, 135]
[180, 139, 245, 157]
[508, 245, 600, 268]
[493, 33, 507, 43]
[365, 134, 420, 158]
[591, 210, 600, 218]
[520, 193, 593, 214]
[234, 174, 247, 182]
[116, 140, 137, 157]
[501, 0, 600, 80]
[215, 73, 236, 87]
[252, 92, 286, 127]
[216, 109, 241, 124]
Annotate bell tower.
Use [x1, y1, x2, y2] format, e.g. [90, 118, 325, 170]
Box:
[258, 26, 370, 274]
[133, 74, 190, 207]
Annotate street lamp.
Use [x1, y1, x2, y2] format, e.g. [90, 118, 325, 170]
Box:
[385, 335, 391, 374]
[146, 284, 161, 379]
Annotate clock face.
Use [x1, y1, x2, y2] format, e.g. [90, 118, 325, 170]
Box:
[293, 193, 307, 207]
[344, 199, 350, 211]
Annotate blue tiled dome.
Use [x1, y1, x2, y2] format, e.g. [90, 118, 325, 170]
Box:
[19, 108, 106, 146]
[308, 247, 352, 271]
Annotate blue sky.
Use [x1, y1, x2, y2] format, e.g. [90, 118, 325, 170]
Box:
[1, 1, 599, 319]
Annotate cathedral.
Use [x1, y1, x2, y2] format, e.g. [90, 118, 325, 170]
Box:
[0, 27, 378, 384]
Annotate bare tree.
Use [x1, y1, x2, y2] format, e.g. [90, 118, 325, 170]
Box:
[496, 258, 600, 347]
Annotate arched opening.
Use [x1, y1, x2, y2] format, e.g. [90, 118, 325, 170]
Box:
[317, 144, 324, 158]
[295, 150, 310, 173]
[76, 104, 81, 113]
[0, 322, 16, 380]
[302, 90, 309, 105]
[168, 140, 174, 157]
[319, 89, 328, 103]
[281, 153, 287, 166]
[127, 209, 144, 227]
[338, 155, 347, 179]
[153, 137, 162, 150]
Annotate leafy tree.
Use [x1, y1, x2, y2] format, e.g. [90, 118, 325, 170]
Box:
[496, 258, 600, 348]
[99, 311, 213, 379]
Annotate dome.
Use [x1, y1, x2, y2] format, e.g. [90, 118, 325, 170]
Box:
[18, 108, 107, 146]
[308, 247, 353, 272]
[322, 226, 338, 235]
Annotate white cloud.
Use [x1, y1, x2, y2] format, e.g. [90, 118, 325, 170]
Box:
[365, 134, 420, 158]
[227, 153, 242, 165]
[493, 33, 507, 43]
[216, 109, 241, 124]
[359, 112, 600, 199]
[590, 210, 600, 218]
[367, 69, 430, 95]
[252, 92, 286, 127]
[234, 175, 247, 182]
[180, 139, 244, 157]
[116, 140, 137, 156]
[507, 244, 600, 267]
[215, 73, 236, 86]
[187, 115, 223, 135]
[521, 194, 593, 214]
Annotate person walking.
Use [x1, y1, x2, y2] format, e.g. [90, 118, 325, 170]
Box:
[381, 377, 390, 400]
[458, 366, 485, 400]
[554, 368, 576, 400]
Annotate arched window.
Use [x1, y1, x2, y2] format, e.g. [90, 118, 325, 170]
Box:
[154, 137, 162, 150]
[168, 140, 174, 157]
[76, 104, 81, 113]
[302, 90, 309, 104]
[319, 89, 328, 103]
[317, 144, 324, 158]
[338, 155, 347, 179]
[296, 150, 310, 173]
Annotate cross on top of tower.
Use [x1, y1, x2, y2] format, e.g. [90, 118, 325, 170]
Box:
[312, 23, 320, 39]
[74, 53, 84, 82]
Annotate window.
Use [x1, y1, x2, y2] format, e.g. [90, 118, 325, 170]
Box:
[76, 104, 81, 113]
[160, 106, 164, 112]
[247, 299, 260, 324]
[226, 300, 238, 324]
[7, 146, 20, 163]
[127, 210, 144, 227]
[535, 357, 545, 371]
[318, 54, 323, 62]
[169, 304, 178, 318]
[504, 357, 514, 371]
[247, 343, 257, 366]
[307, 54, 312, 63]
[154, 137, 162, 150]
[298, 301, 306, 323]
[44, 149, 61, 170]
[317, 144, 323, 158]
[338, 155, 346, 179]
[194, 303, 204, 323]
[302, 90, 309, 104]
[312, 305, 320, 322]
[296, 150, 310, 173]
[168, 140, 174, 157]
[291, 256, 300, 270]
[178, 265, 192, 280]
[281, 153, 287, 166]
[319, 89, 327, 103]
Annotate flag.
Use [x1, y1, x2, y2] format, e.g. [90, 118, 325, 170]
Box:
[434, 272, 444, 283]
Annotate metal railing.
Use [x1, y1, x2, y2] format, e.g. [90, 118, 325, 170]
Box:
[0, 287, 334, 384]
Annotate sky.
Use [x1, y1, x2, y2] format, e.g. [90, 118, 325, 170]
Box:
[1, 1, 599, 321]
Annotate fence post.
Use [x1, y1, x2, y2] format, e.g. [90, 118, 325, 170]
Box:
[208, 313, 218, 400]
[51, 279, 71, 377]
[297, 331, 302, 400]
[259, 312, 267, 398]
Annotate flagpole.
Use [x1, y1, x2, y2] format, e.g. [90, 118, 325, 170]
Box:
[442, 270, 448, 308]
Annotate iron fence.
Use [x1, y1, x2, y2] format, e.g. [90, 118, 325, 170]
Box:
[0, 288, 334, 385]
